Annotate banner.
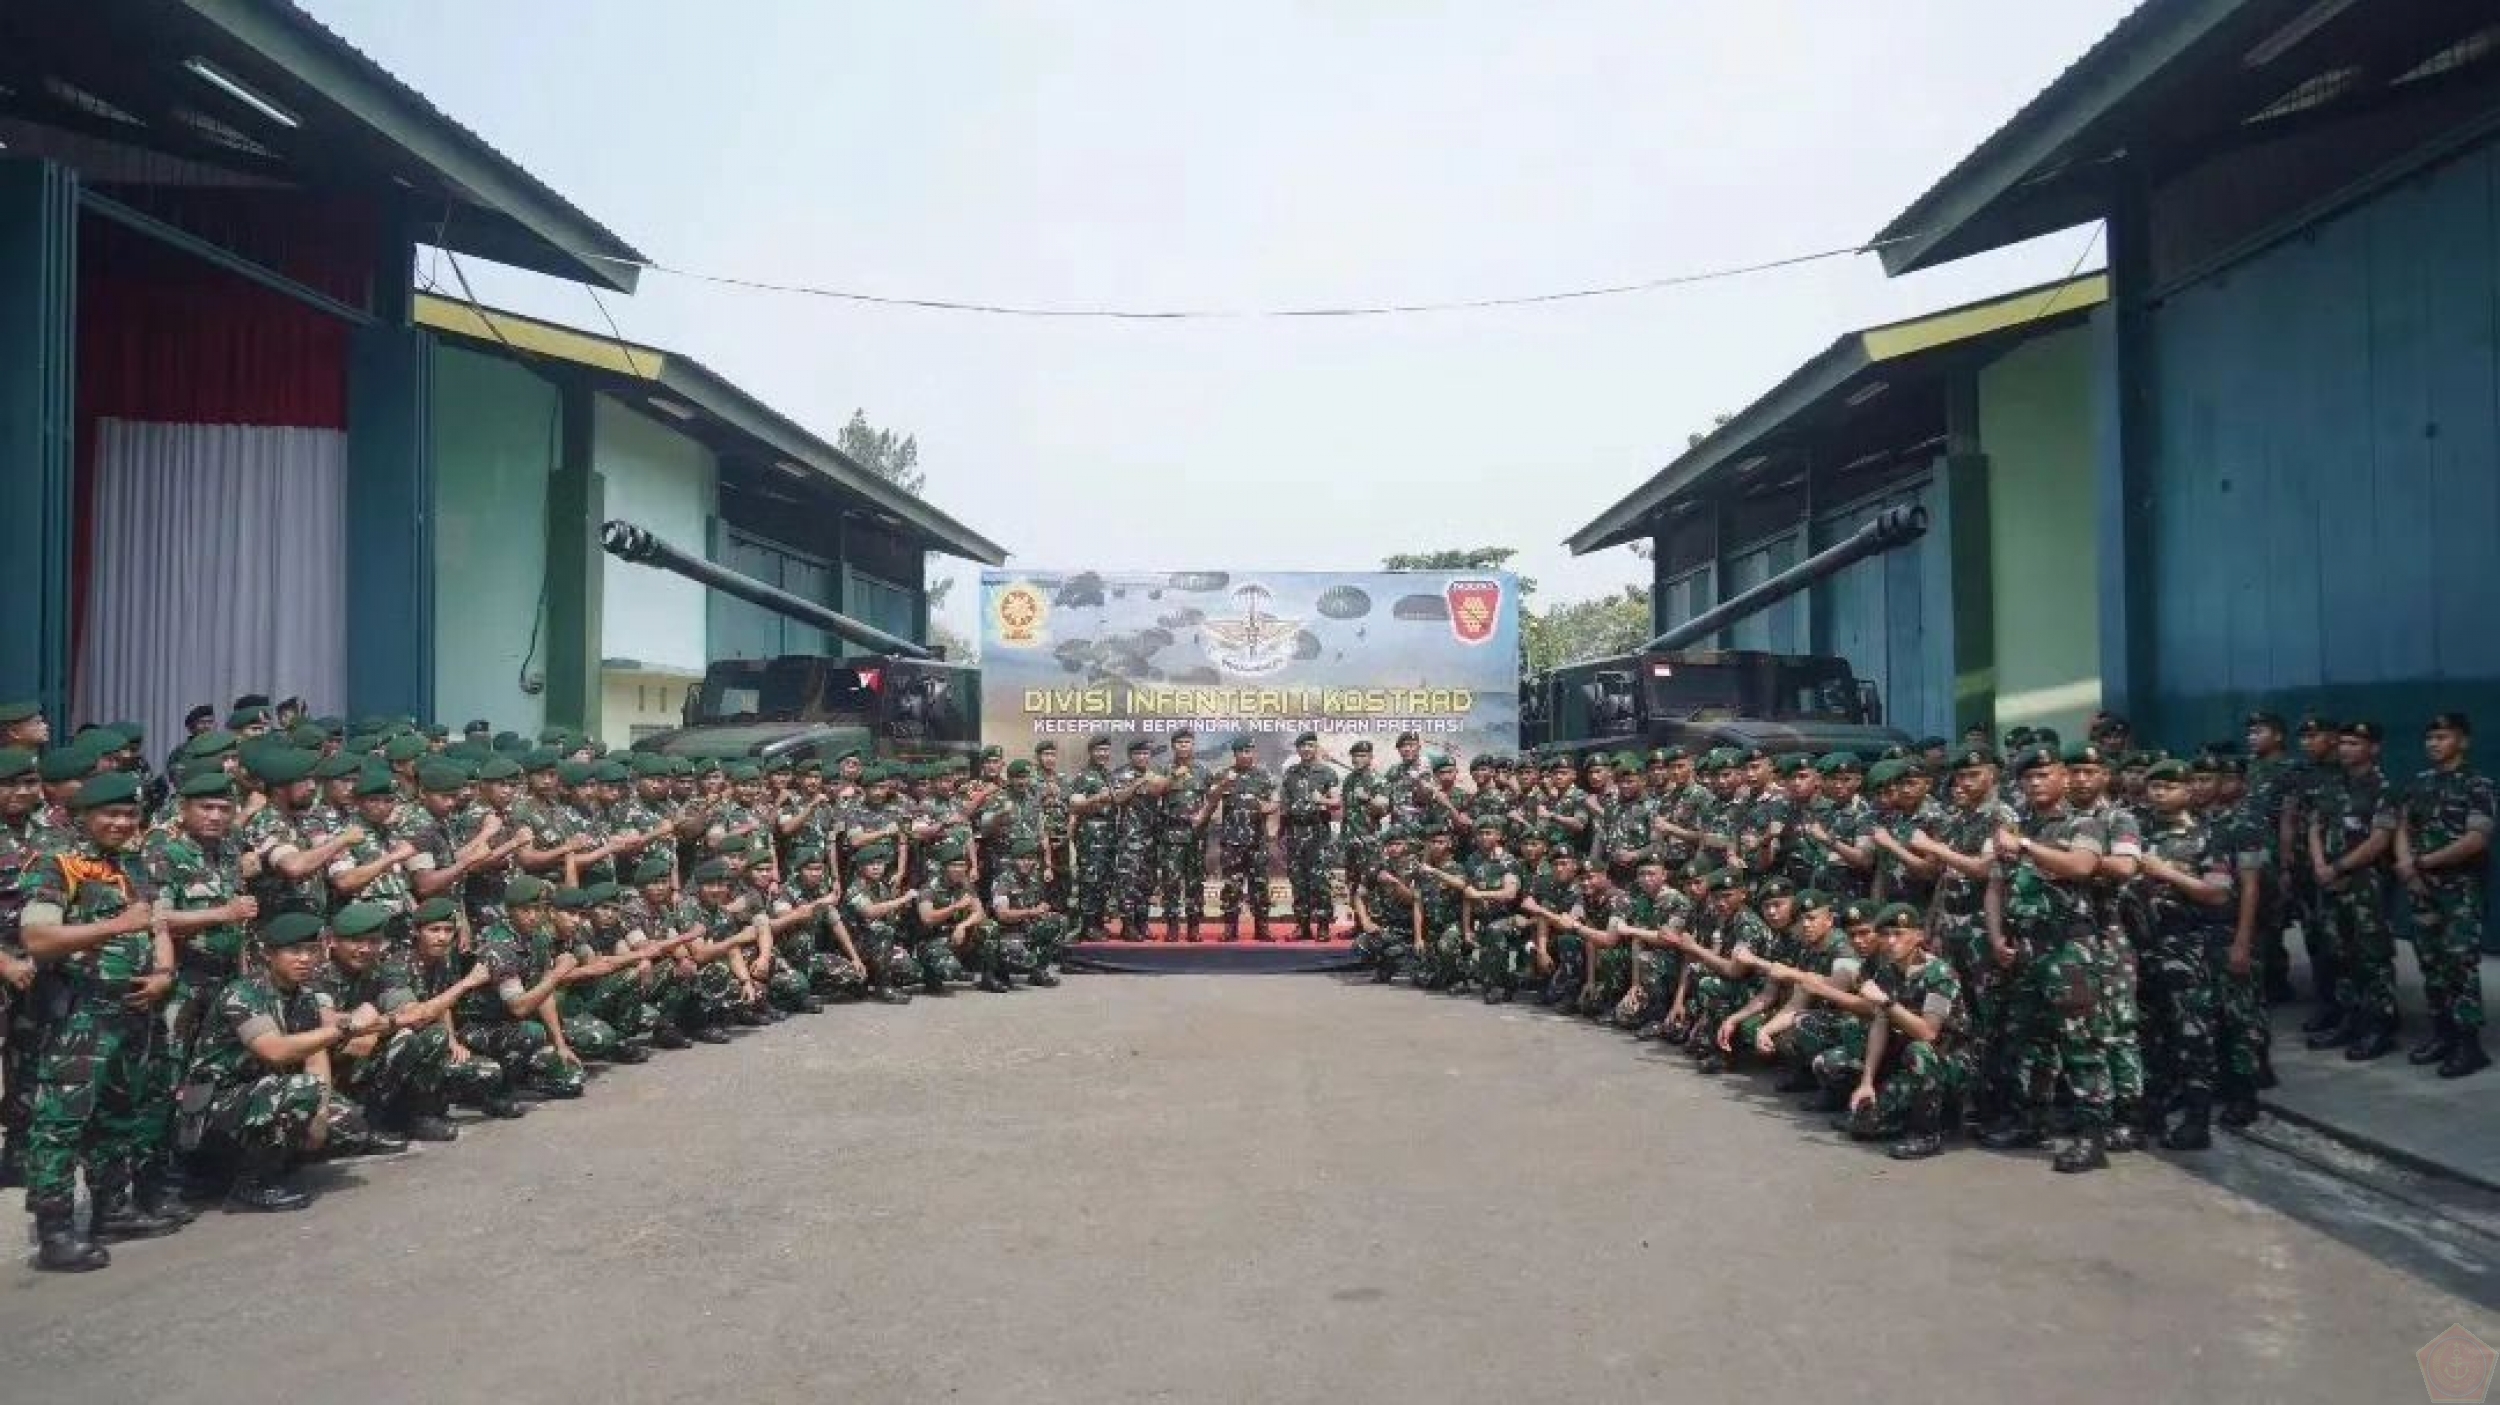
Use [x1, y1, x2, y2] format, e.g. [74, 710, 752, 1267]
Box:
[980, 569, 1520, 765]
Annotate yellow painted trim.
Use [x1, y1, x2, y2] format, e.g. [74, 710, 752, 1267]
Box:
[1858, 274, 2108, 362]
[414, 293, 666, 380]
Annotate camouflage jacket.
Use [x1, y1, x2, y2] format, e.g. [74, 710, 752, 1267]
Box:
[2395, 765, 2496, 885]
[188, 975, 321, 1089]
[17, 840, 149, 981]
[137, 828, 249, 971]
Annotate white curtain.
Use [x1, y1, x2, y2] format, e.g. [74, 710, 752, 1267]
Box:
[75, 418, 347, 753]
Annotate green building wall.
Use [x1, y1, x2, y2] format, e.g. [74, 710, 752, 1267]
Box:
[430, 344, 556, 736]
[1978, 322, 2102, 741]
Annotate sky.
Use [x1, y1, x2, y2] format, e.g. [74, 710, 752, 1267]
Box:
[310, 0, 2135, 645]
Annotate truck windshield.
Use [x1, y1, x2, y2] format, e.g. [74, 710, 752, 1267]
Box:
[698, 660, 874, 723]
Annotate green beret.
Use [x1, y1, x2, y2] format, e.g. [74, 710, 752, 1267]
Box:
[177, 771, 236, 800]
[632, 855, 675, 885]
[1774, 754, 1812, 775]
[37, 745, 98, 783]
[1702, 868, 1743, 894]
[1431, 755, 1456, 773]
[412, 897, 459, 926]
[585, 881, 624, 905]
[285, 723, 327, 749]
[1294, 731, 1320, 746]
[1840, 898, 1881, 926]
[788, 844, 827, 866]
[2144, 759, 2191, 783]
[1952, 747, 2001, 773]
[632, 752, 673, 777]
[1875, 902, 1924, 931]
[380, 736, 428, 765]
[1005, 759, 1034, 779]
[259, 911, 326, 949]
[351, 769, 397, 798]
[2060, 741, 2108, 767]
[1231, 737, 1256, 753]
[504, 875, 554, 906]
[1815, 752, 1862, 775]
[245, 745, 317, 790]
[178, 730, 239, 761]
[522, 749, 561, 774]
[1755, 876, 1797, 901]
[2011, 744, 2062, 776]
[0, 747, 32, 781]
[1655, 746, 1690, 765]
[727, 763, 761, 783]
[0, 700, 40, 725]
[552, 887, 594, 912]
[416, 764, 469, 795]
[68, 771, 139, 810]
[1795, 889, 1834, 915]
[311, 752, 362, 781]
[172, 757, 229, 785]
[1864, 759, 1911, 788]
[225, 704, 271, 729]
[442, 740, 492, 763]
[331, 902, 394, 940]
[689, 858, 732, 883]
[493, 731, 526, 753]
[854, 844, 896, 867]
[340, 733, 385, 757]
[1612, 751, 1643, 773]
[1028, 742, 1055, 757]
[474, 757, 522, 782]
[556, 760, 596, 787]
[593, 760, 629, 784]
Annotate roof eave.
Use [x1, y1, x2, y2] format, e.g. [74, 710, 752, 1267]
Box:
[659, 360, 1010, 567]
[1564, 338, 1870, 555]
[1871, 0, 2250, 275]
[181, 0, 646, 292]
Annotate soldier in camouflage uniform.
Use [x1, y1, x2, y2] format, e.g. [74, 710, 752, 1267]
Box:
[2130, 760, 2242, 1149]
[2065, 742, 2150, 1151]
[917, 844, 999, 992]
[1212, 738, 1279, 941]
[16, 773, 178, 1267]
[1675, 872, 1775, 1071]
[1846, 904, 1967, 1159]
[378, 897, 522, 1113]
[1279, 732, 1341, 941]
[985, 839, 1066, 987]
[2393, 712, 2493, 1078]
[1461, 819, 1527, 1001]
[2285, 715, 2344, 1034]
[458, 875, 593, 1099]
[1339, 740, 1391, 905]
[1066, 738, 1120, 939]
[2307, 721, 2397, 1059]
[842, 845, 923, 1002]
[767, 846, 867, 1004]
[1759, 897, 1884, 1105]
[1110, 741, 1159, 940]
[1981, 746, 2114, 1174]
[1034, 741, 1073, 914]
[325, 768, 423, 917]
[237, 746, 360, 920]
[1351, 830, 1421, 982]
[2240, 711, 2297, 1002]
[1908, 748, 2015, 1127]
[0, 745, 44, 1189]
[180, 909, 376, 1221]
[1154, 732, 1212, 942]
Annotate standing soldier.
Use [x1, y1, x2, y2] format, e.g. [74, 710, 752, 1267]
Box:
[2393, 713, 2492, 1078]
[2285, 715, 2342, 1035]
[1209, 739, 1277, 941]
[2307, 722, 2396, 1060]
[2133, 759, 2239, 1149]
[1980, 745, 2113, 1174]
[134, 769, 259, 1217]
[1339, 740, 1391, 907]
[1034, 741, 1072, 914]
[0, 746, 43, 1189]
[1279, 733, 1341, 942]
[237, 747, 358, 920]
[2242, 711, 2297, 1002]
[1157, 730, 1213, 943]
[1111, 740, 1159, 940]
[1066, 737, 1120, 940]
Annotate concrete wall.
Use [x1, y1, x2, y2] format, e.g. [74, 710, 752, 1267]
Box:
[595, 396, 715, 675]
[430, 344, 554, 736]
[600, 668, 697, 746]
[1978, 322, 2101, 740]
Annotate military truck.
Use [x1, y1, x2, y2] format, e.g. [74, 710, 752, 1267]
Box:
[1521, 506, 1926, 761]
[600, 520, 980, 765]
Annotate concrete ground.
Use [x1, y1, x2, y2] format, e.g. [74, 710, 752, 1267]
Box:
[3, 974, 2494, 1405]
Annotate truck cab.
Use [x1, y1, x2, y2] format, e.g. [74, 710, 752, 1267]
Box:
[632, 655, 981, 765]
[1521, 649, 1908, 760]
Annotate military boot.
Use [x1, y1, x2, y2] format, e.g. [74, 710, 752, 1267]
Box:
[479, 1087, 530, 1118]
[1978, 1111, 2045, 1151]
[1887, 1107, 1944, 1161]
[2161, 1094, 2213, 1151]
[134, 1165, 199, 1227]
[2439, 1032, 2491, 1079]
[871, 984, 914, 1005]
[2344, 1020, 2397, 1062]
[2409, 1013, 2457, 1066]
[2052, 1130, 2110, 1174]
[402, 1089, 460, 1144]
[2104, 1101, 2145, 1153]
[649, 1023, 693, 1049]
[32, 1207, 109, 1272]
[0, 1136, 25, 1189]
[2305, 1010, 2359, 1050]
[226, 1148, 313, 1212]
[92, 1172, 182, 1241]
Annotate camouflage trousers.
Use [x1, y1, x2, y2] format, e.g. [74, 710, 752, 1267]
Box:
[1429, 923, 1472, 987]
[2097, 933, 2145, 1108]
[1158, 829, 1208, 925]
[1685, 972, 1759, 1049]
[1538, 928, 1585, 1004]
[2139, 928, 2218, 1106]
[1112, 837, 1156, 931]
[657, 961, 742, 1031]
[572, 968, 667, 1039]
[1585, 943, 1634, 1013]
[1352, 922, 1416, 976]
[466, 1018, 592, 1096]
[339, 1024, 507, 1111]
[1610, 950, 1681, 1028]
[2411, 877, 2487, 1034]
[1072, 831, 1117, 934]
[0, 986, 37, 1152]
[1942, 918, 2019, 1118]
[910, 930, 970, 989]
[851, 920, 918, 992]
[1471, 915, 1529, 991]
[2214, 965, 2267, 1094]
[2321, 874, 2396, 1025]
[23, 1002, 162, 1215]
[999, 916, 1070, 972]
[1340, 836, 1381, 903]
[185, 1071, 328, 1163]
[1283, 824, 1336, 928]
[1875, 1040, 1965, 1126]
[1786, 1007, 1865, 1082]
[1217, 841, 1269, 926]
[2012, 937, 2112, 1131]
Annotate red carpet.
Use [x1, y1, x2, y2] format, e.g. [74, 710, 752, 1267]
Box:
[1068, 920, 1361, 974]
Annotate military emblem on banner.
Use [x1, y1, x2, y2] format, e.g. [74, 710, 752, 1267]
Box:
[1445, 578, 1502, 646]
[992, 583, 1049, 647]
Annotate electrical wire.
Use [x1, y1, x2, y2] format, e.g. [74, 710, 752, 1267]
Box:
[2024, 225, 2105, 324]
[548, 231, 1927, 322]
[581, 282, 650, 378]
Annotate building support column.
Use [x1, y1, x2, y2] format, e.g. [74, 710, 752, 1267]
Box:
[2097, 167, 2157, 727]
[543, 377, 603, 734]
[344, 198, 433, 722]
[1943, 370, 1996, 733]
[0, 158, 77, 723]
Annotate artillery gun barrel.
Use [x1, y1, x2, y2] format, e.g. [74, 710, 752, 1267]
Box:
[599, 519, 934, 661]
[1642, 505, 1928, 653]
